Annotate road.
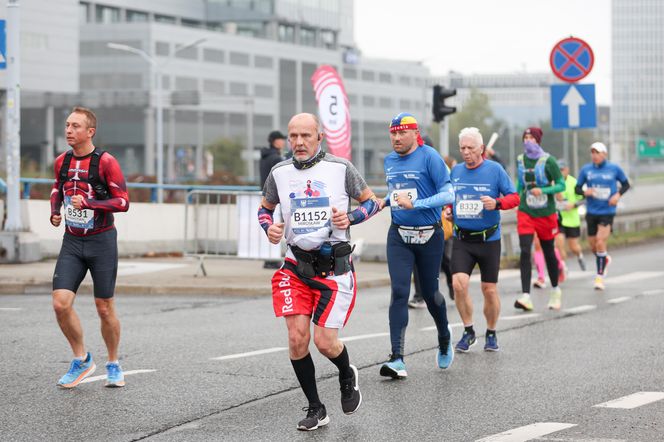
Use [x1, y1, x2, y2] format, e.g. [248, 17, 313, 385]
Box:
[1, 241, 663, 441]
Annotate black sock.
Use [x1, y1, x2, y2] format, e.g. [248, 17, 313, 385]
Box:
[486, 329, 496, 337]
[328, 345, 353, 380]
[464, 325, 475, 336]
[291, 353, 321, 407]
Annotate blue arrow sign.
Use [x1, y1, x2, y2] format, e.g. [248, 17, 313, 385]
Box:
[0, 20, 6, 70]
[550, 84, 597, 129]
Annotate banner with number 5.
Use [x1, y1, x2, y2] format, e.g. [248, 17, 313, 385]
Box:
[311, 65, 352, 160]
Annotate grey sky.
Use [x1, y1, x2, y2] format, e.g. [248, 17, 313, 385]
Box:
[354, 0, 611, 104]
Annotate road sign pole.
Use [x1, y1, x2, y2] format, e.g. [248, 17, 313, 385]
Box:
[4, 0, 23, 232]
[573, 131, 579, 174]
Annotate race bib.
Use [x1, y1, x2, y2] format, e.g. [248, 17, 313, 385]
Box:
[555, 199, 569, 212]
[593, 186, 611, 201]
[390, 188, 418, 211]
[456, 199, 483, 219]
[397, 226, 435, 245]
[290, 197, 331, 234]
[64, 196, 94, 229]
[526, 191, 548, 209]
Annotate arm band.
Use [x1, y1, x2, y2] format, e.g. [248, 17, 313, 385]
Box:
[618, 180, 630, 195]
[348, 198, 379, 226]
[257, 205, 274, 234]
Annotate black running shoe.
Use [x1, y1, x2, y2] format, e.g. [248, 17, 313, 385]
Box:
[340, 365, 362, 414]
[297, 404, 329, 431]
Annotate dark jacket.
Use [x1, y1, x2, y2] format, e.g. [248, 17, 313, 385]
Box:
[259, 146, 283, 189]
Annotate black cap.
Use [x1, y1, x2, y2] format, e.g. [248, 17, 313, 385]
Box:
[268, 130, 286, 144]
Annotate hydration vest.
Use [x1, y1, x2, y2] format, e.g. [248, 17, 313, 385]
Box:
[58, 149, 110, 200]
[517, 153, 550, 188]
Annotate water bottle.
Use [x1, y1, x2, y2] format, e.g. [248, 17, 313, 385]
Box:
[318, 241, 333, 276]
[319, 242, 332, 259]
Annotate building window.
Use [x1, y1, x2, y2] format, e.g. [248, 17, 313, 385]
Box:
[79, 2, 90, 24]
[155, 14, 176, 24]
[300, 27, 316, 46]
[182, 19, 202, 28]
[321, 30, 336, 49]
[254, 55, 273, 69]
[343, 67, 357, 80]
[203, 79, 225, 95]
[203, 48, 224, 64]
[230, 82, 248, 96]
[361, 70, 375, 82]
[155, 42, 170, 56]
[175, 45, 198, 60]
[96, 5, 120, 23]
[175, 77, 198, 91]
[255, 84, 274, 98]
[229, 51, 250, 66]
[126, 9, 148, 22]
[278, 24, 295, 43]
[362, 96, 375, 107]
[379, 97, 393, 108]
[379, 72, 392, 84]
[398, 75, 411, 86]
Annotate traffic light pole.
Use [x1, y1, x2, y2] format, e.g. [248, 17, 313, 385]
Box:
[438, 119, 449, 158]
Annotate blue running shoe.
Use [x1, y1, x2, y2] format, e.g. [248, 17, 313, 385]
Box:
[57, 352, 96, 388]
[437, 325, 454, 369]
[455, 331, 477, 353]
[379, 355, 407, 379]
[484, 333, 499, 352]
[105, 362, 125, 388]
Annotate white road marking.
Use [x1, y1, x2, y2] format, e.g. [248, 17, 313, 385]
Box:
[0, 307, 22, 311]
[563, 305, 596, 314]
[340, 332, 389, 342]
[501, 313, 541, 321]
[420, 322, 462, 332]
[476, 422, 577, 442]
[609, 271, 664, 285]
[642, 289, 664, 296]
[607, 296, 631, 304]
[117, 262, 188, 276]
[593, 391, 664, 409]
[80, 369, 156, 384]
[211, 347, 287, 361]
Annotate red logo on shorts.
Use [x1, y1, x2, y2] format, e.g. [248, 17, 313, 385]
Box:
[278, 271, 294, 314]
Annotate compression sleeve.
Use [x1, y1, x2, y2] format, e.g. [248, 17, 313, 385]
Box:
[497, 193, 520, 210]
[348, 198, 380, 226]
[618, 179, 631, 195]
[257, 205, 274, 234]
[413, 182, 455, 209]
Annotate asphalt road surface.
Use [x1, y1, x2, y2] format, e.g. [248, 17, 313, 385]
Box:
[1, 241, 663, 441]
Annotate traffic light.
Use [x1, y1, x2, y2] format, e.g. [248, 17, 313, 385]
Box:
[432, 85, 457, 123]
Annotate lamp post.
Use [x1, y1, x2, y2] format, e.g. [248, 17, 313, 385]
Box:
[107, 38, 205, 203]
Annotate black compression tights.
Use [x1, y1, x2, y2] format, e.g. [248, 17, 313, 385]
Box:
[519, 234, 559, 293]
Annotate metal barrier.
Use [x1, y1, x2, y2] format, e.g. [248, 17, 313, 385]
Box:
[184, 189, 281, 276]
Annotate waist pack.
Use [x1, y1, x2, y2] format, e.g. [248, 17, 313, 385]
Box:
[291, 242, 354, 278]
[454, 224, 498, 243]
[393, 222, 441, 245]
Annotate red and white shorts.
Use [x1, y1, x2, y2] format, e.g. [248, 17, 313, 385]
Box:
[517, 210, 559, 241]
[271, 259, 357, 329]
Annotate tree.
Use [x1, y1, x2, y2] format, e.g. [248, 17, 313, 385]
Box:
[206, 137, 245, 180]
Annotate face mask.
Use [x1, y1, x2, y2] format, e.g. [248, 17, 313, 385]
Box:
[524, 141, 544, 159]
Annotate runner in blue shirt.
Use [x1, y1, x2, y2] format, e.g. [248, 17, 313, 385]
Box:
[575, 142, 630, 290]
[378, 113, 455, 378]
[448, 127, 519, 353]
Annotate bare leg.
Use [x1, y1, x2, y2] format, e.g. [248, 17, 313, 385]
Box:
[52, 289, 85, 357]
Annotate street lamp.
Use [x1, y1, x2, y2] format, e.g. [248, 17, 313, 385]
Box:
[107, 38, 205, 203]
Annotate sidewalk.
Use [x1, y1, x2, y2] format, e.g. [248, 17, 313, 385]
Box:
[0, 257, 392, 296]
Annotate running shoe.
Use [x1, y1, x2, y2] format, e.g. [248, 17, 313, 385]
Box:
[339, 365, 362, 414]
[407, 298, 427, 309]
[57, 352, 96, 388]
[105, 362, 125, 388]
[455, 331, 477, 353]
[484, 334, 500, 352]
[533, 278, 547, 289]
[594, 275, 605, 291]
[297, 404, 329, 431]
[514, 293, 534, 311]
[379, 354, 407, 379]
[578, 254, 587, 271]
[548, 287, 562, 310]
[437, 325, 454, 369]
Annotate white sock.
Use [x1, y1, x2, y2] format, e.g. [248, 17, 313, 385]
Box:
[107, 360, 119, 365]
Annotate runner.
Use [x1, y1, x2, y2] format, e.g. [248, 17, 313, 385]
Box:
[555, 159, 586, 271]
[50, 107, 130, 388]
[259, 113, 379, 431]
[378, 112, 455, 378]
[575, 142, 630, 290]
[513, 127, 565, 311]
[449, 127, 519, 353]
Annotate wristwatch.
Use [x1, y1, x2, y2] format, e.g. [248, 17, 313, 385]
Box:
[495, 199, 502, 210]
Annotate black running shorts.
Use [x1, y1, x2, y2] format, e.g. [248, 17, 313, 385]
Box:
[585, 214, 614, 237]
[560, 225, 581, 238]
[52, 228, 118, 298]
[451, 238, 501, 283]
